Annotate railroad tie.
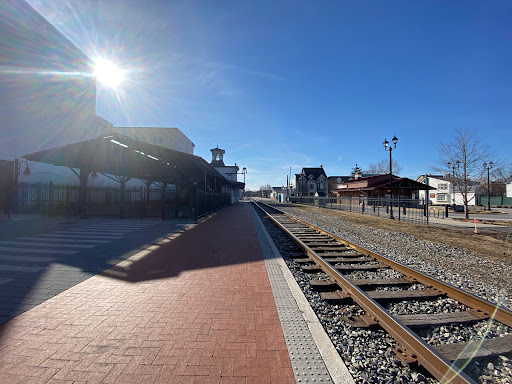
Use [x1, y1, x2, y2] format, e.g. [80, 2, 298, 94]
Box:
[395, 309, 489, 328]
[334, 263, 387, 271]
[309, 277, 414, 290]
[321, 288, 442, 302]
[434, 334, 512, 361]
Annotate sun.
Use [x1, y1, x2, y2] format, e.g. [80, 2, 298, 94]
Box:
[93, 58, 125, 89]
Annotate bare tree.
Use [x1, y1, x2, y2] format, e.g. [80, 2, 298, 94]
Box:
[365, 159, 402, 175]
[487, 160, 512, 182]
[433, 128, 493, 219]
[259, 184, 272, 198]
[475, 159, 511, 205]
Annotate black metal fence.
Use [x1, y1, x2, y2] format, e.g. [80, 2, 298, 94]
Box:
[12, 182, 230, 220]
[196, 190, 231, 219]
[288, 195, 437, 224]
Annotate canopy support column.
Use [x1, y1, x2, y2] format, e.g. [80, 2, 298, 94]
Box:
[79, 167, 90, 218]
[160, 182, 169, 220]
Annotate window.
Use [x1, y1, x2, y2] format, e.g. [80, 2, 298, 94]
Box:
[158, 137, 163, 144]
[319, 183, 324, 190]
[310, 184, 314, 190]
[437, 194, 447, 202]
[438, 183, 448, 190]
[152, 137, 158, 144]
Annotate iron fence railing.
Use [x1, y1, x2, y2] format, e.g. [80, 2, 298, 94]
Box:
[12, 182, 230, 220]
[196, 190, 231, 219]
[288, 196, 436, 224]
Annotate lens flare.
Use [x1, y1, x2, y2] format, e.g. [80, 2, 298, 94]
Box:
[93, 58, 124, 89]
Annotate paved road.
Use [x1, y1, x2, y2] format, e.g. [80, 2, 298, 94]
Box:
[448, 207, 512, 221]
[431, 207, 512, 233]
[0, 216, 195, 324]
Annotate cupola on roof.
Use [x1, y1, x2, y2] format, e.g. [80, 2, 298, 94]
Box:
[210, 146, 226, 167]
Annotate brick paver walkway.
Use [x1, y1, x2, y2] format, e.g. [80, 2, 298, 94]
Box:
[0, 203, 294, 383]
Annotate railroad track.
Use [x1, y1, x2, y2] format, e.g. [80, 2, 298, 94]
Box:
[252, 200, 512, 384]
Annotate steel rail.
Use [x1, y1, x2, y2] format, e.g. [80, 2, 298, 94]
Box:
[275, 206, 512, 328]
[253, 201, 482, 384]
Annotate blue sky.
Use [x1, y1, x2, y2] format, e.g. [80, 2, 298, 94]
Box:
[28, 0, 512, 190]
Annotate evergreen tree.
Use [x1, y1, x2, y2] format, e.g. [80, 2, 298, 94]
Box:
[351, 164, 363, 177]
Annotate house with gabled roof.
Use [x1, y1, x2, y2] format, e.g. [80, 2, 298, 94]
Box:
[506, 176, 512, 198]
[328, 173, 378, 196]
[416, 174, 477, 206]
[416, 174, 454, 205]
[295, 166, 328, 196]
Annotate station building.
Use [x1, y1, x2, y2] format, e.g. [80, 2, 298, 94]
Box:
[1, 0, 244, 217]
[111, 127, 195, 155]
[331, 174, 431, 199]
[0, 0, 100, 182]
[209, 146, 245, 203]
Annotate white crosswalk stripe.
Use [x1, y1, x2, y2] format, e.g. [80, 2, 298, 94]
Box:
[51, 231, 125, 236]
[17, 237, 111, 243]
[0, 247, 78, 254]
[0, 277, 13, 285]
[94, 226, 152, 228]
[0, 241, 96, 248]
[0, 265, 45, 273]
[64, 229, 131, 234]
[0, 255, 56, 263]
[0, 221, 159, 277]
[39, 233, 122, 239]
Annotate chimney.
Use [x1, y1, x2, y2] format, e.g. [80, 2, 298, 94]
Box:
[320, 165, 323, 167]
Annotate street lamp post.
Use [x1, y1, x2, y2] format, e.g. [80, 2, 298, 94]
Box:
[236, 167, 247, 199]
[483, 161, 493, 211]
[447, 160, 460, 210]
[8, 159, 31, 218]
[382, 135, 398, 219]
[242, 167, 247, 199]
[14, 159, 31, 182]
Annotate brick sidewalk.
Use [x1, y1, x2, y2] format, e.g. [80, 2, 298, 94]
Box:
[0, 203, 295, 383]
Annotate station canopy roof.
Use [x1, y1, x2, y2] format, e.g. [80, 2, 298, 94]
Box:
[334, 174, 436, 192]
[23, 133, 230, 185]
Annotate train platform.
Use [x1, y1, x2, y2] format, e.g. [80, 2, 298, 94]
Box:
[0, 202, 353, 384]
